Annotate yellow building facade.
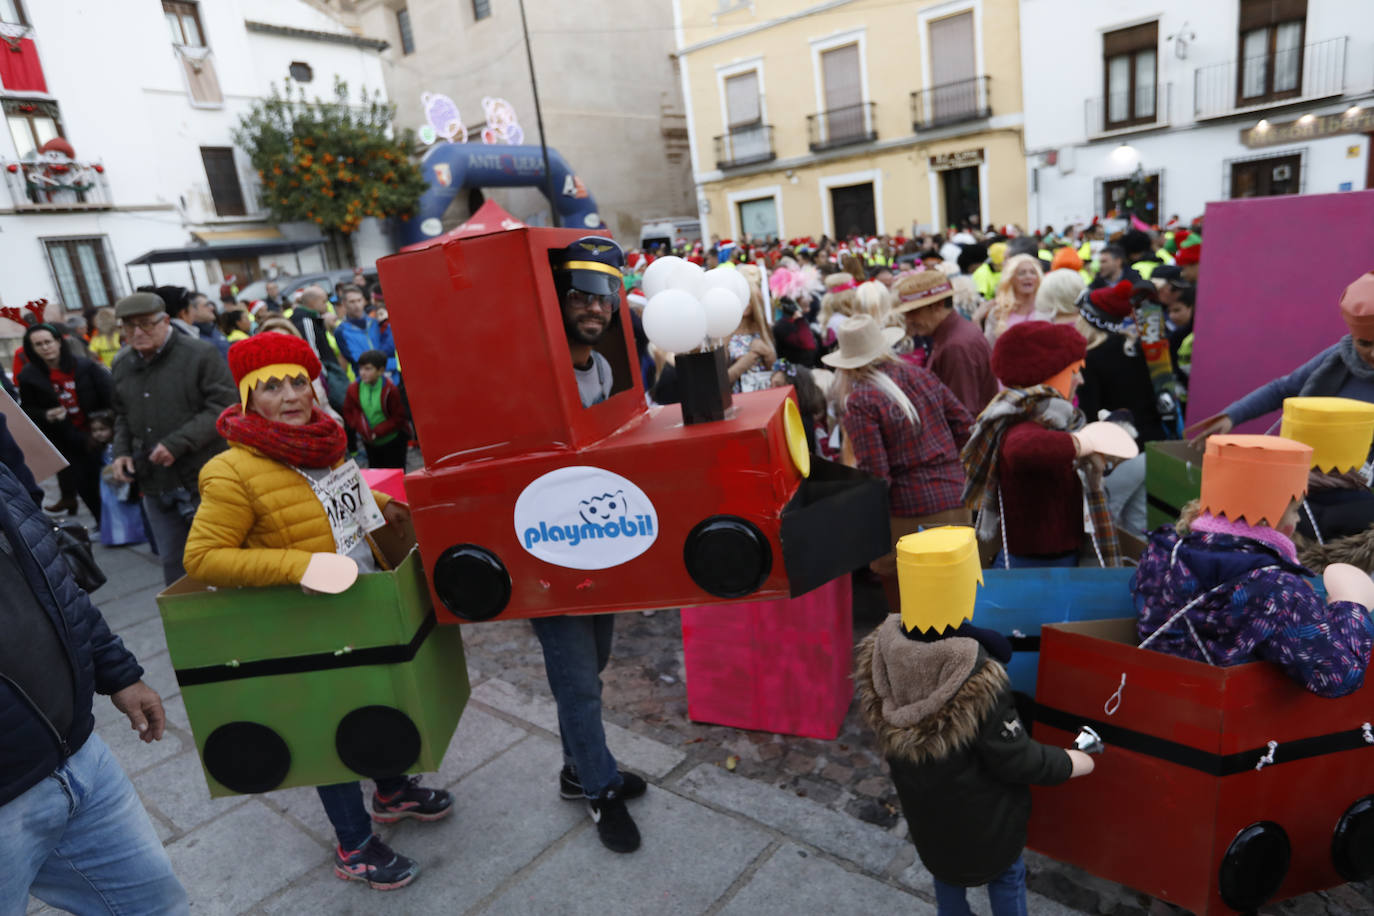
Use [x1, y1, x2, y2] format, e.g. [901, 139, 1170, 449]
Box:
[674, 0, 1028, 242]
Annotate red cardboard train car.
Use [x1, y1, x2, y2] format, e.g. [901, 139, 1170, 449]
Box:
[1028, 618, 1374, 915]
[375, 226, 888, 623]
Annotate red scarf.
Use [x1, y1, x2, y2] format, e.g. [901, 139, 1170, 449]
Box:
[216, 404, 346, 469]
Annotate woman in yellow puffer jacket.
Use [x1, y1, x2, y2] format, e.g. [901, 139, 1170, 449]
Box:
[182, 332, 449, 892]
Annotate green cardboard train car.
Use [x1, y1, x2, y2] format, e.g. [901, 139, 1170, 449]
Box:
[157, 529, 468, 798]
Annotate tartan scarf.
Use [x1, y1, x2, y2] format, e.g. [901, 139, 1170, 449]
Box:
[216, 404, 347, 469]
[960, 385, 1122, 567]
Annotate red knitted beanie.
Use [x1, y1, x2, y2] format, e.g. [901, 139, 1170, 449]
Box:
[991, 321, 1087, 388]
[1088, 280, 1136, 319]
[1175, 245, 1201, 267]
[227, 333, 322, 406]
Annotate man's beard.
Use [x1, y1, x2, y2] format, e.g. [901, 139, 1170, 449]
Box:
[564, 312, 608, 346]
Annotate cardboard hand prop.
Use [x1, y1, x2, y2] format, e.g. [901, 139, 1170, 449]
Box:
[1323, 563, 1374, 610]
[1073, 422, 1140, 461]
[301, 553, 359, 594]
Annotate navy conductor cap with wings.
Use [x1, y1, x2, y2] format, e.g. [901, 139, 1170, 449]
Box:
[552, 236, 626, 298]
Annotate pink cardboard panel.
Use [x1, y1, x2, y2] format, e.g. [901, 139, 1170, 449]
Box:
[680, 576, 852, 740]
[363, 467, 407, 503]
[1187, 190, 1374, 433]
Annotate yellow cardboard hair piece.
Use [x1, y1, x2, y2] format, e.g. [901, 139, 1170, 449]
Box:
[894, 526, 983, 634]
[1198, 434, 1312, 526]
[238, 362, 312, 407]
[1279, 397, 1374, 473]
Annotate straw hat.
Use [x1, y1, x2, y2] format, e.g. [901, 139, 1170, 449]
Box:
[820, 314, 904, 369]
[892, 271, 955, 313]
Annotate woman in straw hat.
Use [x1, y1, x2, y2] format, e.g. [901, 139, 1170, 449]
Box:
[823, 314, 974, 610]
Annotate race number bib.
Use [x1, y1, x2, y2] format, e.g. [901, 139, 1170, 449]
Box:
[297, 461, 387, 556]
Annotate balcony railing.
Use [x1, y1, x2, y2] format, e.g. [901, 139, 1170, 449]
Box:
[1193, 36, 1346, 120]
[806, 102, 877, 152]
[912, 76, 991, 131]
[714, 124, 776, 170]
[1086, 83, 1172, 136]
[2, 158, 112, 210]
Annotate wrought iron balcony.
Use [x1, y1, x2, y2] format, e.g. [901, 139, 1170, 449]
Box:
[806, 102, 877, 152]
[2, 158, 112, 210]
[713, 124, 776, 170]
[912, 76, 991, 131]
[1086, 83, 1172, 136]
[1193, 36, 1346, 120]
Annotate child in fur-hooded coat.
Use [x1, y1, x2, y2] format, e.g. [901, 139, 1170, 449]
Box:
[857, 616, 1087, 891]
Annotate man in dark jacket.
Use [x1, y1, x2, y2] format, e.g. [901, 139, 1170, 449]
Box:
[0, 456, 187, 914]
[291, 285, 351, 410]
[109, 292, 237, 584]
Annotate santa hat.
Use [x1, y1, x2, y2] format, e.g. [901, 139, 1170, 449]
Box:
[991, 321, 1087, 388]
[1175, 245, 1201, 267]
[227, 332, 322, 407]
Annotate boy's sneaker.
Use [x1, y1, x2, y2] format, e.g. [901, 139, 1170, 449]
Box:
[333, 836, 418, 890]
[371, 776, 453, 824]
[559, 766, 647, 801]
[587, 789, 641, 853]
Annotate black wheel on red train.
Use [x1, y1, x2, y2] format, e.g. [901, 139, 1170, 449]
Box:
[1332, 796, 1374, 882]
[1218, 821, 1290, 913]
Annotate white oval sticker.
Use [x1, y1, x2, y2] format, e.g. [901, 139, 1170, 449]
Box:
[513, 466, 658, 570]
[420, 217, 443, 237]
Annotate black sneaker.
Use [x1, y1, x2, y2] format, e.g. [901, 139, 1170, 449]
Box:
[333, 836, 418, 890]
[559, 766, 648, 801]
[587, 790, 641, 853]
[371, 776, 453, 824]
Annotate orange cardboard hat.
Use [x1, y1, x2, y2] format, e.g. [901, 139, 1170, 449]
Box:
[1198, 435, 1312, 526]
[1339, 271, 1374, 339]
[1279, 396, 1374, 473]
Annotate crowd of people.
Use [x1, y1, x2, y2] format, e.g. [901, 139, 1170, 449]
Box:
[9, 213, 1374, 916]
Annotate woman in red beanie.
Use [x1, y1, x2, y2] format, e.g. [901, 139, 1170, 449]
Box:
[961, 322, 1122, 568]
[182, 333, 450, 891]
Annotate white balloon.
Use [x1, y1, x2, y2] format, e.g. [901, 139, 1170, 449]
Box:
[641, 256, 684, 300]
[642, 289, 708, 354]
[703, 266, 751, 310]
[668, 261, 707, 299]
[701, 286, 745, 340]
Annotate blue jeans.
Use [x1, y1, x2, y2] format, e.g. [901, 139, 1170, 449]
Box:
[992, 550, 1079, 570]
[530, 614, 620, 798]
[143, 487, 199, 586]
[932, 856, 1028, 916]
[1, 733, 188, 915]
[316, 775, 411, 851]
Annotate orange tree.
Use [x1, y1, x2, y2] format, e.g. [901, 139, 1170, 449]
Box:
[233, 78, 426, 263]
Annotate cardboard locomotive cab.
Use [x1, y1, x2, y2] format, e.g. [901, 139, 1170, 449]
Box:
[157, 526, 469, 797]
[376, 226, 890, 623]
[1145, 440, 1204, 531]
[1028, 618, 1374, 915]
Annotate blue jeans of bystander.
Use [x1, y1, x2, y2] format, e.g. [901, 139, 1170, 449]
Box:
[0, 733, 188, 915]
[142, 487, 199, 586]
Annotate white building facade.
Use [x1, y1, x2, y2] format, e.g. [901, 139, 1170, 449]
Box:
[0, 0, 391, 326]
[1020, 0, 1374, 229]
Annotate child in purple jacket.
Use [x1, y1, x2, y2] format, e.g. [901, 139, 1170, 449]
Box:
[1133, 434, 1374, 698]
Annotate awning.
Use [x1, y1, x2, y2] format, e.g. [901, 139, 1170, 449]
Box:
[192, 227, 284, 243]
[125, 237, 327, 266]
[399, 200, 525, 252]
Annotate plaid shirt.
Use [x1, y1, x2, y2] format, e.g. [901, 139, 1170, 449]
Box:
[841, 361, 972, 516]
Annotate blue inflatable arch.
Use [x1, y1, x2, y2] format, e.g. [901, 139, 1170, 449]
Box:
[398, 143, 604, 248]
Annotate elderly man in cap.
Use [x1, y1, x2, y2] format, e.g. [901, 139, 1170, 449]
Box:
[109, 292, 237, 584]
[1190, 271, 1374, 447]
[894, 271, 998, 416]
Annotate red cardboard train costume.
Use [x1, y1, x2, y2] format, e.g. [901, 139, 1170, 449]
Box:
[375, 227, 890, 624]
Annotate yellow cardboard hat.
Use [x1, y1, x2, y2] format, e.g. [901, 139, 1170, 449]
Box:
[1198, 435, 1312, 527]
[895, 526, 982, 634]
[1279, 396, 1374, 473]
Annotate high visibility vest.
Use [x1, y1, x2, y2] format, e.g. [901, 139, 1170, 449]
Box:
[866, 253, 891, 267]
[1078, 242, 1092, 261]
[1157, 249, 1175, 266]
[1037, 249, 1052, 264]
[972, 262, 1000, 300]
[1132, 259, 1161, 280]
[326, 329, 356, 382]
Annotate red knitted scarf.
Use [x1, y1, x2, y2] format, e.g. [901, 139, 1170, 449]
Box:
[216, 404, 347, 469]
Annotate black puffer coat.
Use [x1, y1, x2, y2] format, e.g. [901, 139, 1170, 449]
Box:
[857, 616, 1073, 886]
[0, 461, 143, 807]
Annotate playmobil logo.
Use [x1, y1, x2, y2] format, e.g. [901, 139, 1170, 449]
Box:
[513, 467, 659, 570]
